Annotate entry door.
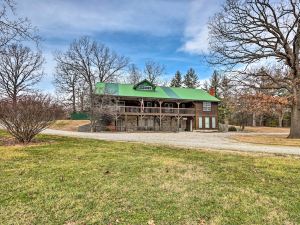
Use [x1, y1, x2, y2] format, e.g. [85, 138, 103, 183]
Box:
[205, 117, 210, 129]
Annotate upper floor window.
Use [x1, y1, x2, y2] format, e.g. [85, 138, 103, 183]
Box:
[138, 85, 152, 90]
[203, 102, 211, 112]
[133, 79, 156, 91]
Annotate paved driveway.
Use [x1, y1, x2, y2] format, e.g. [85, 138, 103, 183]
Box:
[43, 129, 300, 155]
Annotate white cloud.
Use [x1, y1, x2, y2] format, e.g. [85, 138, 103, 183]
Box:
[180, 0, 223, 54]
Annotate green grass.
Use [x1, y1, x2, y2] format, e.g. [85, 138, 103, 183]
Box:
[1, 130, 300, 224]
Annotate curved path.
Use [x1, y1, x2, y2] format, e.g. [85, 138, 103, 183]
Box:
[42, 129, 300, 155]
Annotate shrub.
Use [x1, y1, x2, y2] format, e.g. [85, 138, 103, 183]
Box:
[228, 126, 237, 132]
[0, 94, 63, 143]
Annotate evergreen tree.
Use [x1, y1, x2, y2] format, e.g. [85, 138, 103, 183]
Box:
[210, 70, 221, 97]
[170, 70, 182, 87]
[183, 68, 199, 88]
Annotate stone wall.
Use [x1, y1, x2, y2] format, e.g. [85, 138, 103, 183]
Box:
[115, 115, 185, 132]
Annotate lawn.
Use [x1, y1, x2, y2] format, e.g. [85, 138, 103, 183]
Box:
[1, 130, 300, 224]
[232, 134, 300, 147]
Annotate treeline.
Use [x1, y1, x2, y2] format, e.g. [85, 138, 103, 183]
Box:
[204, 68, 290, 129]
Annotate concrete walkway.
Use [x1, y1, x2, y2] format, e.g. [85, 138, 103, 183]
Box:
[42, 129, 300, 155]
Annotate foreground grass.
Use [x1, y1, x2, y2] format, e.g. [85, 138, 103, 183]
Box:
[1, 131, 300, 224]
[232, 134, 300, 147]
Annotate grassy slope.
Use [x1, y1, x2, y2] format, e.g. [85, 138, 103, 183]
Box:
[1, 131, 300, 224]
[49, 120, 90, 131]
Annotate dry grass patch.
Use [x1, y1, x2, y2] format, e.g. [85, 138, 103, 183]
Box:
[232, 134, 300, 147]
[50, 120, 90, 131]
[243, 126, 290, 133]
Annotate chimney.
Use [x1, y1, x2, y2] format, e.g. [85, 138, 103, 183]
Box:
[209, 87, 215, 97]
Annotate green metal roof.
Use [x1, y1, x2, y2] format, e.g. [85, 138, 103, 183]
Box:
[95, 82, 220, 102]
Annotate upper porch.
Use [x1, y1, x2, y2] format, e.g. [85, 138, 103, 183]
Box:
[107, 99, 196, 116]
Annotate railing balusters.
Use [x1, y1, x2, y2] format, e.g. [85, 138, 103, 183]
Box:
[110, 106, 196, 115]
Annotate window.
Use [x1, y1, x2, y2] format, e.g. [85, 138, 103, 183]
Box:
[165, 103, 173, 108]
[181, 103, 186, 108]
[212, 117, 216, 129]
[144, 118, 148, 127]
[199, 117, 203, 129]
[146, 102, 152, 107]
[138, 85, 152, 90]
[205, 117, 210, 129]
[117, 101, 125, 106]
[203, 102, 211, 112]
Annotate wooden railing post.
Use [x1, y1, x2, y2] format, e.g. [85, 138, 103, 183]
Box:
[176, 102, 180, 132]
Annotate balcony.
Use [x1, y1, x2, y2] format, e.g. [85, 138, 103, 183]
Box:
[112, 106, 195, 116]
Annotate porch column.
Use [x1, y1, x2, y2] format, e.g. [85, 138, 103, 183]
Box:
[159, 100, 163, 131]
[176, 102, 180, 132]
[125, 114, 128, 131]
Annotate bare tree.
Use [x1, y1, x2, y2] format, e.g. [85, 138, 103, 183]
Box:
[54, 53, 80, 113]
[0, 44, 44, 103]
[0, 94, 63, 143]
[64, 37, 96, 130]
[54, 36, 129, 132]
[76, 79, 89, 112]
[93, 44, 129, 82]
[208, 0, 300, 138]
[0, 0, 39, 50]
[127, 64, 142, 84]
[143, 60, 165, 85]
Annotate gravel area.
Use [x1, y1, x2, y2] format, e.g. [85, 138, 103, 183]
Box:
[42, 129, 300, 155]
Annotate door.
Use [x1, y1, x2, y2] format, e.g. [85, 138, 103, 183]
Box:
[199, 117, 203, 129]
[212, 117, 216, 129]
[205, 117, 210, 129]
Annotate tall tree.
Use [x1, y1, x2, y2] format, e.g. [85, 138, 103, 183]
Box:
[0, 0, 39, 50]
[170, 70, 182, 87]
[208, 0, 300, 138]
[143, 60, 165, 85]
[202, 70, 221, 96]
[93, 43, 129, 82]
[54, 36, 128, 131]
[53, 58, 79, 113]
[0, 44, 44, 103]
[127, 64, 142, 84]
[183, 68, 199, 88]
[210, 70, 221, 97]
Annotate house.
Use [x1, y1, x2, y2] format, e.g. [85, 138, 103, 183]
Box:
[95, 79, 220, 132]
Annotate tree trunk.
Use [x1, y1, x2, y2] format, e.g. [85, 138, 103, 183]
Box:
[89, 86, 96, 132]
[252, 112, 256, 127]
[72, 86, 76, 113]
[259, 115, 263, 126]
[80, 94, 84, 112]
[224, 116, 229, 132]
[12, 90, 17, 106]
[289, 89, 300, 138]
[278, 114, 284, 128]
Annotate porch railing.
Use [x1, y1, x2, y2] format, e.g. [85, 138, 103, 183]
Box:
[109, 106, 196, 115]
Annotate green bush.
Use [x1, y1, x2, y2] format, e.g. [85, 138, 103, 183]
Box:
[228, 126, 237, 132]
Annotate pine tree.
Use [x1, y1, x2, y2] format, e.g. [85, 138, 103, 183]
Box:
[210, 70, 221, 97]
[183, 68, 199, 88]
[170, 71, 182, 87]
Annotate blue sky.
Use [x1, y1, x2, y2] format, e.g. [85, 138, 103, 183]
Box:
[17, 0, 224, 92]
